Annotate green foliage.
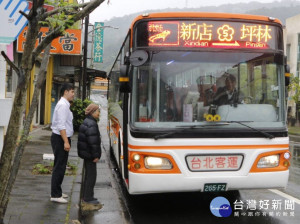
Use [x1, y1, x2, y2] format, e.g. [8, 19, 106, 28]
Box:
[38, 0, 80, 30]
[71, 98, 93, 131]
[288, 75, 300, 105]
[33, 164, 51, 175]
[32, 161, 77, 175]
[65, 161, 78, 175]
[67, 161, 77, 171]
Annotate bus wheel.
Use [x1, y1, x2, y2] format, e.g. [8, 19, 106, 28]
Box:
[108, 134, 114, 159]
[118, 134, 123, 178]
[109, 137, 112, 152]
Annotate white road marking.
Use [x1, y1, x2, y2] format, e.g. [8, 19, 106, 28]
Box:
[268, 189, 300, 205]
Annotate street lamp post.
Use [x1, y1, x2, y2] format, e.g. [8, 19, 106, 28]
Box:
[82, 15, 89, 100]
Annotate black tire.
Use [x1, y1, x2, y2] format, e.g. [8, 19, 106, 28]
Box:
[118, 134, 123, 178]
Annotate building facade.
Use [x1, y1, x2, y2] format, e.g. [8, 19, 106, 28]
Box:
[0, 1, 81, 155]
[91, 77, 108, 96]
[285, 14, 300, 122]
[0, 45, 13, 154]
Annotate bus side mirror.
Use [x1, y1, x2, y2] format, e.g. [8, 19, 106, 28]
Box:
[285, 64, 290, 86]
[119, 50, 148, 93]
[129, 50, 148, 67]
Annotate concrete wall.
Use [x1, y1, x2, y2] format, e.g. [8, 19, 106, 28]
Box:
[0, 45, 6, 99]
[0, 98, 13, 154]
[0, 44, 5, 155]
[0, 45, 13, 155]
[286, 14, 300, 77]
[285, 14, 300, 117]
[53, 56, 76, 77]
[0, 127, 3, 156]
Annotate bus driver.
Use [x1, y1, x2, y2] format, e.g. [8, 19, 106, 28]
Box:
[213, 73, 244, 106]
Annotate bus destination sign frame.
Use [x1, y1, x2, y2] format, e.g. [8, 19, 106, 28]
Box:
[136, 20, 279, 50]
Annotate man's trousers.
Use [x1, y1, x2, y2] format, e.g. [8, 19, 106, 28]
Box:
[51, 133, 70, 198]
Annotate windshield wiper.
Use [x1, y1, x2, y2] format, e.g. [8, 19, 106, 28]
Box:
[153, 121, 274, 140]
[227, 121, 274, 139]
[153, 123, 229, 140]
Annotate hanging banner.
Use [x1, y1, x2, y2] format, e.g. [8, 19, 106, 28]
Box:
[0, 0, 29, 44]
[17, 27, 82, 55]
[93, 22, 104, 63]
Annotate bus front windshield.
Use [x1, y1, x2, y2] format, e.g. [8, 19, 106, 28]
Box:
[131, 51, 286, 130]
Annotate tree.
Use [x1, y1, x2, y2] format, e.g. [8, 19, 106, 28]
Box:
[0, 0, 105, 222]
[288, 75, 300, 126]
[288, 75, 300, 104]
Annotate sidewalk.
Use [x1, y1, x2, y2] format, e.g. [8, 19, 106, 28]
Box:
[4, 108, 129, 224]
[79, 107, 130, 224]
[4, 128, 83, 224]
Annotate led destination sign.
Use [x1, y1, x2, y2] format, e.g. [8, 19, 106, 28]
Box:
[136, 20, 279, 50]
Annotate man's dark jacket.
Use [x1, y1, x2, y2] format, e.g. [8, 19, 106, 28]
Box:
[77, 115, 101, 160]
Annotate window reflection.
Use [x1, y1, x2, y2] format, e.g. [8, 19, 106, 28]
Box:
[131, 51, 285, 129]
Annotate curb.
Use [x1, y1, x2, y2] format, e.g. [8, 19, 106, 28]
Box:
[67, 157, 84, 224]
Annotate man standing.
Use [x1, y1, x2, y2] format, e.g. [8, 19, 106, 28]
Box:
[50, 83, 75, 203]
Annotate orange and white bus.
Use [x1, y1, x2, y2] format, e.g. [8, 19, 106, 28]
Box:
[107, 12, 291, 194]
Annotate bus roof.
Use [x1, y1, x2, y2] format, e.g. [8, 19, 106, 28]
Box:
[130, 12, 282, 28]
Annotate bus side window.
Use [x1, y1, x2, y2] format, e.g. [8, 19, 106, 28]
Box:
[138, 69, 150, 122]
[108, 71, 120, 103]
[108, 32, 130, 108]
[119, 92, 124, 109]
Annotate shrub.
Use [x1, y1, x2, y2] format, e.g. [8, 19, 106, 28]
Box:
[71, 98, 93, 131]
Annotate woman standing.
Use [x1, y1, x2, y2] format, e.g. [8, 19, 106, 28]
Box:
[77, 103, 102, 208]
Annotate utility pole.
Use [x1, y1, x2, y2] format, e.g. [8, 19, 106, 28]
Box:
[82, 15, 89, 100]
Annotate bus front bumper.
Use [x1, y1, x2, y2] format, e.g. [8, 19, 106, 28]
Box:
[128, 170, 289, 194]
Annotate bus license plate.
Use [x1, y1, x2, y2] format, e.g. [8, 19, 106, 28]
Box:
[204, 183, 227, 192]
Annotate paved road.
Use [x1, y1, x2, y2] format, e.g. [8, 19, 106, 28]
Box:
[111, 156, 300, 224]
[109, 135, 300, 224]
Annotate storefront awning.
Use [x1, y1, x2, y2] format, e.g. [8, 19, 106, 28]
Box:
[76, 67, 107, 78]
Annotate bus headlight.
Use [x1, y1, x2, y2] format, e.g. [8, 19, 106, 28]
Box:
[257, 155, 279, 168]
[144, 156, 173, 169]
[132, 154, 141, 162]
[283, 152, 291, 160]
